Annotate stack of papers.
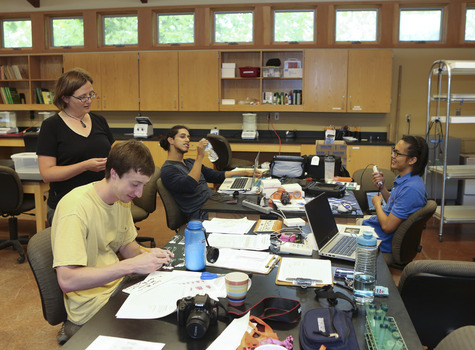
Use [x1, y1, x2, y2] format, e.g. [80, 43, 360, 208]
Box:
[203, 217, 256, 234]
[206, 248, 279, 274]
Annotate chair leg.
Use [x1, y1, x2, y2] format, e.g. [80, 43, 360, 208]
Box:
[0, 216, 27, 263]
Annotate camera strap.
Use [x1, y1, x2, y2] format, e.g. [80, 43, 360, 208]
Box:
[227, 296, 301, 323]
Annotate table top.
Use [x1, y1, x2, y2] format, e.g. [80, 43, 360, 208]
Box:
[62, 241, 422, 350]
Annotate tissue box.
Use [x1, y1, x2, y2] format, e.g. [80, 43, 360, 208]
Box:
[11, 152, 40, 173]
[260, 178, 281, 197]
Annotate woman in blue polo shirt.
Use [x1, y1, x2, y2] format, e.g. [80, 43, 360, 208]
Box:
[363, 135, 428, 253]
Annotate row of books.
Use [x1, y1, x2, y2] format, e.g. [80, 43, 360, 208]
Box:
[36, 87, 54, 104]
[0, 87, 24, 104]
[0, 65, 27, 80]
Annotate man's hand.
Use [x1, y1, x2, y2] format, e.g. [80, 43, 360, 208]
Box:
[372, 170, 384, 189]
[196, 138, 209, 159]
[132, 249, 173, 274]
[372, 193, 384, 208]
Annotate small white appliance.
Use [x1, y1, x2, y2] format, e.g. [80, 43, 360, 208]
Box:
[241, 113, 258, 140]
[133, 116, 153, 138]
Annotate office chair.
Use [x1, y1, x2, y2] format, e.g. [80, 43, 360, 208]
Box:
[382, 200, 437, 269]
[206, 134, 254, 171]
[23, 131, 39, 152]
[352, 167, 395, 213]
[156, 178, 187, 232]
[0, 165, 35, 263]
[398, 260, 475, 349]
[435, 326, 475, 350]
[131, 166, 161, 248]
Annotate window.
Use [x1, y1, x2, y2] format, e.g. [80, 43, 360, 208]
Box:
[465, 8, 475, 41]
[214, 11, 253, 43]
[157, 13, 194, 44]
[2, 19, 32, 48]
[335, 9, 378, 42]
[399, 8, 443, 42]
[103, 14, 138, 46]
[51, 17, 84, 47]
[274, 10, 315, 43]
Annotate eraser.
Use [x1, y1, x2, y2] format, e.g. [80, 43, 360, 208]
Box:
[375, 285, 389, 297]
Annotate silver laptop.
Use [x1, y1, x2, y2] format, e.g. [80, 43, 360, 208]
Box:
[304, 192, 378, 261]
[219, 152, 260, 192]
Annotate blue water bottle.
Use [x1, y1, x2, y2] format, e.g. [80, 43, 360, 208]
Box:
[184, 220, 206, 271]
[353, 230, 378, 304]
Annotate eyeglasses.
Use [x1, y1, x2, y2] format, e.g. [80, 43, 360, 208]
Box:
[391, 147, 411, 158]
[71, 91, 97, 103]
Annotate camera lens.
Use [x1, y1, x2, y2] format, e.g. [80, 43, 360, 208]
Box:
[186, 310, 210, 339]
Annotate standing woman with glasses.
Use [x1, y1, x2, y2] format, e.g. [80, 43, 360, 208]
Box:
[361, 135, 428, 254]
[37, 68, 114, 224]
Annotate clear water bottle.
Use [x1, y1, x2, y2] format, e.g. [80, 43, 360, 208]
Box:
[205, 143, 219, 163]
[353, 230, 378, 304]
[184, 220, 206, 271]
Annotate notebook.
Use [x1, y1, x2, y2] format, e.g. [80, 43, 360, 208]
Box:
[365, 191, 387, 214]
[304, 192, 378, 261]
[219, 152, 260, 192]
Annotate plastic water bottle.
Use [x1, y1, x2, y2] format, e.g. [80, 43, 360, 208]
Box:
[353, 230, 378, 304]
[205, 143, 219, 163]
[184, 220, 206, 271]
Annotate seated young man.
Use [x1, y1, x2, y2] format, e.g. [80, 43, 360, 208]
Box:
[362, 135, 428, 253]
[52, 140, 173, 343]
[159, 125, 262, 220]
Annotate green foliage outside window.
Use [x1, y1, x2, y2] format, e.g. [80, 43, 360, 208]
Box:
[465, 9, 475, 41]
[158, 13, 194, 44]
[274, 10, 314, 42]
[103, 15, 138, 46]
[215, 12, 253, 43]
[335, 10, 378, 42]
[399, 9, 442, 41]
[52, 18, 84, 47]
[2, 19, 32, 48]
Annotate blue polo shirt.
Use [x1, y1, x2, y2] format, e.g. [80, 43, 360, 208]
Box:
[363, 172, 427, 253]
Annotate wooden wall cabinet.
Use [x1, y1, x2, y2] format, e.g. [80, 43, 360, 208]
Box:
[346, 145, 392, 177]
[304, 49, 392, 113]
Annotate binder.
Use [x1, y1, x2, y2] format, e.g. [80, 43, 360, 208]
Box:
[275, 257, 333, 288]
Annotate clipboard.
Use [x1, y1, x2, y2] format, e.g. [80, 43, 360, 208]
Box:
[254, 219, 283, 233]
[206, 248, 281, 274]
[275, 257, 333, 288]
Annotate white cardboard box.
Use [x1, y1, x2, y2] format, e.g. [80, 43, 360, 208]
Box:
[11, 152, 40, 173]
[221, 68, 235, 78]
[222, 62, 236, 69]
[221, 99, 236, 105]
[283, 68, 303, 78]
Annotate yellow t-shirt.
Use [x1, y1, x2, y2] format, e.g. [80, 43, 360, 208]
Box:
[51, 183, 137, 325]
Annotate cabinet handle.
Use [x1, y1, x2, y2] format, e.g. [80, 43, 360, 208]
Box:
[342, 96, 345, 110]
[174, 100, 177, 109]
[180, 98, 183, 110]
[349, 96, 352, 110]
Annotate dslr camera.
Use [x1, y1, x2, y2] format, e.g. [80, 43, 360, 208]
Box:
[177, 294, 219, 339]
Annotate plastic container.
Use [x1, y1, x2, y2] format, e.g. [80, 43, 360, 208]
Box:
[205, 143, 219, 163]
[10, 152, 40, 173]
[324, 155, 335, 183]
[353, 230, 378, 304]
[239, 67, 260, 77]
[184, 220, 206, 271]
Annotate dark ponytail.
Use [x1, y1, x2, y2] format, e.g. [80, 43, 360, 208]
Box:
[159, 125, 189, 151]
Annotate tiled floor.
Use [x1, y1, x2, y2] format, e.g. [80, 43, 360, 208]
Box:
[0, 200, 474, 349]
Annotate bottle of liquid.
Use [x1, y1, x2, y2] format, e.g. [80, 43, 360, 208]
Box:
[205, 143, 219, 163]
[353, 230, 378, 304]
[184, 220, 206, 271]
[324, 155, 335, 183]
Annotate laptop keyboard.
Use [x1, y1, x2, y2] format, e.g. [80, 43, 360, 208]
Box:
[230, 177, 248, 189]
[329, 236, 357, 256]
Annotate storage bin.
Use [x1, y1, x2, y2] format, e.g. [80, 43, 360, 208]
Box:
[239, 67, 260, 77]
[11, 152, 40, 173]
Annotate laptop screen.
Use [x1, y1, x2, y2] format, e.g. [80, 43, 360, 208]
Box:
[304, 193, 339, 250]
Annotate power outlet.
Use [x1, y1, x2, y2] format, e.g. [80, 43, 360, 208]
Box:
[274, 112, 279, 120]
[406, 114, 411, 122]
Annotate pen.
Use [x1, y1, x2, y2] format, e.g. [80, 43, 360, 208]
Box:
[265, 256, 276, 268]
[141, 246, 151, 253]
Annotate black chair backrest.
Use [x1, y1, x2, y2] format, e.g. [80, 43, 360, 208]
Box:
[206, 134, 231, 170]
[132, 167, 161, 215]
[27, 227, 67, 326]
[399, 260, 475, 349]
[0, 165, 23, 214]
[156, 178, 187, 231]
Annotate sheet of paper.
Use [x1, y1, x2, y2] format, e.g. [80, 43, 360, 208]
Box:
[206, 312, 250, 350]
[203, 217, 256, 234]
[206, 248, 276, 274]
[277, 258, 333, 286]
[85, 335, 165, 350]
[208, 233, 270, 251]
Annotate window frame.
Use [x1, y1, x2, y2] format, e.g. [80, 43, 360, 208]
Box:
[154, 10, 196, 47]
[332, 5, 382, 45]
[48, 15, 85, 49]
[212, 8, 255, 45]
[396, 5, 448, 45]
[100, 12, 139, 47]
[1, 17, 33, 50]
[464, 5, 475, 42]
[272, 8, 316, 45]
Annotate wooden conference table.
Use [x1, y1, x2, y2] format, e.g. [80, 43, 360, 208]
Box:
[62, 238, 423, 349]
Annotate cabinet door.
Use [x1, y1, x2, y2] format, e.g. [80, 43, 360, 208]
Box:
[100, 52, 139, 111]
[304, 49, 348, 112]
[178, 51, 219, 111]
[63, 53, 102, 111]
[139, 52, 179, 111]
[347, 50, 392, 113]
[346, 145, 392, 177]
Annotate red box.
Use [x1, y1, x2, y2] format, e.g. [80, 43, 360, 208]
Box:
[239, 67, 260, 77]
